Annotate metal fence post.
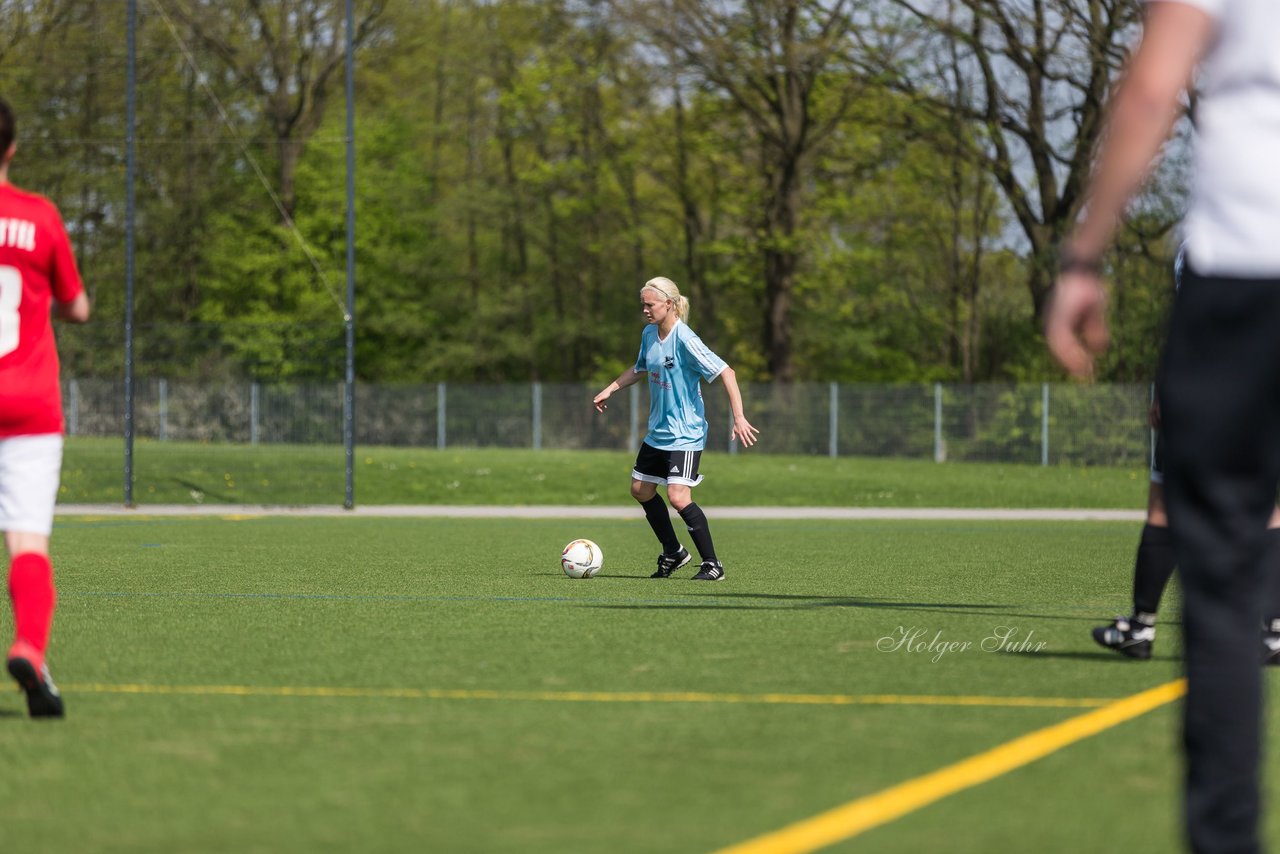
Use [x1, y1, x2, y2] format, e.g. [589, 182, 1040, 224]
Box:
[67, 379, 78, 437]
[250, 382, 260, 446]
[532, 382, 542, 450]
[728, 413, 738, 454]
[1041, 382, 1050, 466]
[50, 380, 1159, 467]
[158, 378, 168, 441]
[934, 382, 943, 463]
[828, 382, 839, 458]
[437, 382, 447, 450]
[628, 383, 639, 452]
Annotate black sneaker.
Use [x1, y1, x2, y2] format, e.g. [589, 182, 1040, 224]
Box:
[651, 546, 691, 578]
[691, 560, 725, 581]
[1091, 615, 1154, 660]
[1264, 631, 1280, 667]
[7, 651, 64, 719]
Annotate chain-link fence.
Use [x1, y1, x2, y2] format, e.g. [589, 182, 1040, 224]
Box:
[64, 378, 1155, 467]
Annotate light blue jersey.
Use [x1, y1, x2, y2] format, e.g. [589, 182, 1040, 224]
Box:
[634, 319, 728, 451]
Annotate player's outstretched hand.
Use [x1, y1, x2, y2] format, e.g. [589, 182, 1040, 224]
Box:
[1045, 272, 1109, 379]
[732, 416, 760, 449]
[593, 388, 612, 413]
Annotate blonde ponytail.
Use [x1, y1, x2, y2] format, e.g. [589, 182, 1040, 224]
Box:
[642, 276, 689, 321]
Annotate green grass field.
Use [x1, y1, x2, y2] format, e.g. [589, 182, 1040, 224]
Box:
[4, 513, 1279, 852]
[61, 437, 1150, 508]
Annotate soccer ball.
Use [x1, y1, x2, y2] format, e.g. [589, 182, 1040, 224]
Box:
[561, 539, 603, 578]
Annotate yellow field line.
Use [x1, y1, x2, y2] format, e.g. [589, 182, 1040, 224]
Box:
[62, 683, 1114, 709]
[712, 678, 1186, 854]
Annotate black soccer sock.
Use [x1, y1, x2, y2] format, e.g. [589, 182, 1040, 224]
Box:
[640, 495, 682, 554]
[1132, 523, 1176, 621]
[678, 502, 718, 562]
[1262, 528, 1280, 633]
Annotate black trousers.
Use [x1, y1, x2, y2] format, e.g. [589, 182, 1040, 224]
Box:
[1160, 269, 1280, 854]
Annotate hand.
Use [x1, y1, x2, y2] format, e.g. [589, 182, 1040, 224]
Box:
[593, 388, 613, 413]
[731, 415, 760, 448]
[1045, 272, 1109, 378]
[1149, 400, 1161, 430]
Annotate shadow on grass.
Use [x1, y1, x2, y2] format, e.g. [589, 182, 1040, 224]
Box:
[541, 579, 1125, 624]
[586, 596, 1010, 617]
[1002, 648, 1181, 663]
[588, 592, 1101, 622]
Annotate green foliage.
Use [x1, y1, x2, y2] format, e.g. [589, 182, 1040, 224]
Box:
[0, 0, 1175, 384]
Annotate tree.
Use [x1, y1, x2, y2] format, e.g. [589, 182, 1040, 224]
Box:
[867, 0, 1149, 319]
[617, 0, 866, 381]
[173, 0, 388, 222]
[0, 0, 1179, 384]
[0, 2, 84, 69]
[795, 84, 1024, 383]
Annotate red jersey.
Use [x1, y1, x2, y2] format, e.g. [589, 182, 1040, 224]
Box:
[0, 183, 84, 437]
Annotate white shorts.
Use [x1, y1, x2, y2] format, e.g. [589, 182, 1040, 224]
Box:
[0, 434, 64, 536]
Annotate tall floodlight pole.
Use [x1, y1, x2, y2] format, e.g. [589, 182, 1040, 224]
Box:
[124, 0, 137, 507]
[342, 0, 357, 509]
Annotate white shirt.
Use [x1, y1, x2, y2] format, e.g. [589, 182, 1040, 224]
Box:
[1169, 0, 1280, 275]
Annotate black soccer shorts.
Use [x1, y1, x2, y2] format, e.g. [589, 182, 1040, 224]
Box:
[631, 442, 704, 487]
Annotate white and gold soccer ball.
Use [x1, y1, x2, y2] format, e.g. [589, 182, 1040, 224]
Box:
[561, 539, 603, 578]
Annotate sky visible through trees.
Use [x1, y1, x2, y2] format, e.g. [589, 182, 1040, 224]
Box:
[0, 0, 1180, 384]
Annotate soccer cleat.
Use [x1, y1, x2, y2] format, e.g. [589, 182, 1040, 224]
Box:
[691, 560, 725, 582]
[7, 644, 64, 719]
[1264, 631, 1280, 667]
[1091, 615, 1154, 660]
[651, 546, 691, 578]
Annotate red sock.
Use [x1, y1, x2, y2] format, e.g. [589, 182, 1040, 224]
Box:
[9, 552, 56, 655]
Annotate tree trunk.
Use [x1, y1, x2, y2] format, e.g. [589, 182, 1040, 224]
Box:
[763, 247, 797, 382]
[761, 143, 803, 382]
[1028, 241, 1057, 321]
[277, 134, 303, 224]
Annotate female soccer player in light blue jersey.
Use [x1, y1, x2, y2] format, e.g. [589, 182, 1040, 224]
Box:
[594, 277, 759, 581]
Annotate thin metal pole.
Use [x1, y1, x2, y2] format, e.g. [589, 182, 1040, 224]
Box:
[158, 378, 168, 441]
[342, 0, 357, 509]
[437, 382, 447, 450]
[828, 382, 838, 458]
[124, 0, 137, 506]
[250, 382, 260, 446]
[934, 383, 943, 463]
[628, 383, 639, 451]
[532, 382, 542, 450]
[1041, 383, 1050, 466]
[67, 379, 79, 437]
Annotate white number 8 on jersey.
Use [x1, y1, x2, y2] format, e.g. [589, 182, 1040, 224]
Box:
[0, 265, 20, 358]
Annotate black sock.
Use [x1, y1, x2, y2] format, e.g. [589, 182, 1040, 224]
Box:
[641, 495, 681, 554]
[1132, 523, 1176, 620]
[678, 502, 717, 562]
[1263, 528, 1280, 633]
